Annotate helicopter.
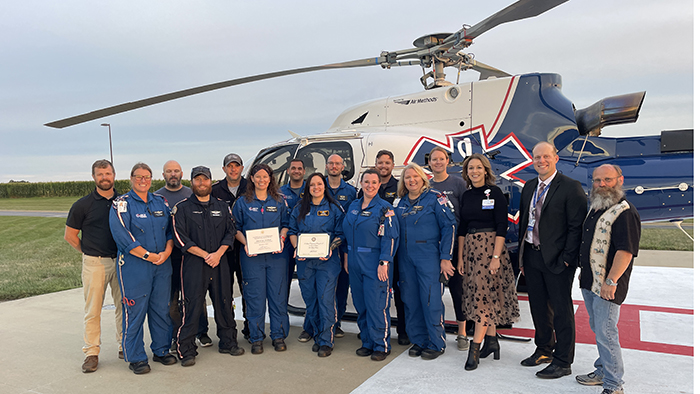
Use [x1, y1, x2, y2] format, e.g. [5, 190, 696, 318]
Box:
[45, 0, 693, 248]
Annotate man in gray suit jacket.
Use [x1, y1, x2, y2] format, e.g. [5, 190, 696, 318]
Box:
[517, 141, 587, 379]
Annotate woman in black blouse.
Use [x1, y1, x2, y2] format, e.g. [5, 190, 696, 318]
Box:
[457, 153, 519, 371]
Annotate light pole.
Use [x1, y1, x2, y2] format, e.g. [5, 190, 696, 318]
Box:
[100, 123, 114, 165]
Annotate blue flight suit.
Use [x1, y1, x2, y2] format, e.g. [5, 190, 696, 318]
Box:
[109, 190, 173, 363]
[280, 182, 304, 300]
[342, 195, 399, 353]
[395, 188, 455, 352]
[327, 178, 357, 330]
[232, 195, 290, 343]
[289, 199, 345, 348]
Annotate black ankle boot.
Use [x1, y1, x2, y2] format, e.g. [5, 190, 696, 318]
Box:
[479, 334, 500, 360]
[464, 340, 480, 371]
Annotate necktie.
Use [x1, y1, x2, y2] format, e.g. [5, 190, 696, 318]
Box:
[532, 182, 545, 246]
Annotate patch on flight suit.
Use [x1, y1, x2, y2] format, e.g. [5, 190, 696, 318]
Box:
[152, 210, 164, 217]
[385, 192, 396, 198]
[211, 210, 222, 217]
[266, 206, 278, 212]
[361, 211, 372, 217]
[317, 210, 330, 216]
[384, 209, 395, 217]
[338, 195, 347, 201]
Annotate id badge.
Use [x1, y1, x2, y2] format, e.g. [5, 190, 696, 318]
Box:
[482, 199, 495, 210]
[527, 207, 536, 231]
[378, 223, 385, 236]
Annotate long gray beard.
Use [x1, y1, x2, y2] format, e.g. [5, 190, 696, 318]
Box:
[589, 185, 625, 211]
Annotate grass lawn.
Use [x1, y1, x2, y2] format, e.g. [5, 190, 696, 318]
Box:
[640, 227, 694, 251]
[0, 196, 79, 212]
[0, 216, 82, 301]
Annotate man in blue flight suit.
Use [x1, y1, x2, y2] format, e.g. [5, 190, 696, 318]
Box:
[109, 162, 176, 374]
[172, 166, 245, 367]
[343, 169, 400, 361]
[325, 154, 356, 339]
[280, 158, 308, 340]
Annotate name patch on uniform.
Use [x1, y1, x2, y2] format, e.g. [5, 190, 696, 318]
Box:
[317, 210, 330, 216]
[192, 210, 203, 214]
[413, 206, 423, 211]
[266, 206, 278, 212]
[361, 211, 372, 217]
[152, 210, 164, 217]
[338, 195, 347, 201]
[249, 207, 258, 212]
[135, 213, 147, 219]
[211, 210, 222, 217]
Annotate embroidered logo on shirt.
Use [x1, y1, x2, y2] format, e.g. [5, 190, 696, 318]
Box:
[135, 213, 147, 219]
[211, 210, 222, 217]
[338, 195, 347, 201]
[317, 210, 330, 216]
[266, 206, 278, 212]
[152, 210, 164, 217]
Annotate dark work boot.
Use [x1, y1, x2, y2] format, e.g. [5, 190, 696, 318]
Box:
[464, 340, 480, 371]
[479, 334, 500, 360]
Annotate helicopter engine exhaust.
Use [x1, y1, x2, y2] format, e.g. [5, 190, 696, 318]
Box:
[575, 91, 646, 136]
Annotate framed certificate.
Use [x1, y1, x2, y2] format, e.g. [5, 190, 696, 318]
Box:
[245, 227, 281, 255]
[297, 233, 330, 259]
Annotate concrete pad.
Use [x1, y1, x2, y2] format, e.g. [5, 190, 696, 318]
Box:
[0, 250, 693, 394]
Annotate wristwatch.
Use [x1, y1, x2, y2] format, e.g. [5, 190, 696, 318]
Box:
[605, 278, 618, 286]
[379, 261, 389, 266]
[142, 251, 150, 261]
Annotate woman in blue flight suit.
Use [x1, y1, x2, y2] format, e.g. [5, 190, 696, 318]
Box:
[343, 168, 399, 362]
[232, 163, 290, 355]
[109, 163, 176, 374]
[395, 162, 456, 360]
[288, 173, 345, 357]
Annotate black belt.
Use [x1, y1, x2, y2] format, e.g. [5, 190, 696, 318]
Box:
[466, 227, 495, 234]
[526, 242, 541, 251]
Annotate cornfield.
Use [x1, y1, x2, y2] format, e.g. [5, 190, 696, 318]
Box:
[0, 180, 191, 198]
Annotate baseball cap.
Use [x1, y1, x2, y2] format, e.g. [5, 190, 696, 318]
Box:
[223, 153, 243, 167]
[191, 166, 212, 179]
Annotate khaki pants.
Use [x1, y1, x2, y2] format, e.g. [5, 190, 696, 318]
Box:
[82, 255, 123, 356]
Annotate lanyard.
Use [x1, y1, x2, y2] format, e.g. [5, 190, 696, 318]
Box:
[532, 182, 551, 210]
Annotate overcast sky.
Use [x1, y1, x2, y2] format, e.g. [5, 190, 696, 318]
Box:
[0, 0, 693, 183]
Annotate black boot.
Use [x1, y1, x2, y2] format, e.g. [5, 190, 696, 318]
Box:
[464, 340, 480, 371]
[479, 334, 500, 360]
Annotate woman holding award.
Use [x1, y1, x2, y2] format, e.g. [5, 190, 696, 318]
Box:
[342, 168, 399, 362]
[288, 173, 345, 357]
[395, 162, 456, 360]
[232, 163, 290, 355]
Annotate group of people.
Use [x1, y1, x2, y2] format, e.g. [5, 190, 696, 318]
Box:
[66, 141, 640, 394]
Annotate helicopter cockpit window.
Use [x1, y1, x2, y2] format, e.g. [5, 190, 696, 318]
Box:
[295, 141, 355, 181]
[251, 144, 298, 186]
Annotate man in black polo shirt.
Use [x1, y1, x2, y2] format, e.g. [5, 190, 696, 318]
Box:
[576, 164, 640, 394]
[64, 159, 122, 373]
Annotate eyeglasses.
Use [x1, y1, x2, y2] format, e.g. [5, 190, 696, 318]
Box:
[132, 175, 152, 181]
[592, 176, 620, 185]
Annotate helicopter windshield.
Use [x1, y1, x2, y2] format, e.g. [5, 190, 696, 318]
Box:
[251, 140, 356, 186]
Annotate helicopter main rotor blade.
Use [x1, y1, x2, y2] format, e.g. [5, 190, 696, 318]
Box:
[456, 0, 568, 41]
[45, 57, 385, 129]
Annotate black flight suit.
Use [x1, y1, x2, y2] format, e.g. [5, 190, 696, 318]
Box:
[172, 195, 238, 358]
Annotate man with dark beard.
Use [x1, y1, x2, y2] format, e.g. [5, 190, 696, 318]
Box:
[155, 161, 212, 350]
[65, 159, 122, 372]
[576, 164, 640, 394]
[172, 166, 244, 366]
